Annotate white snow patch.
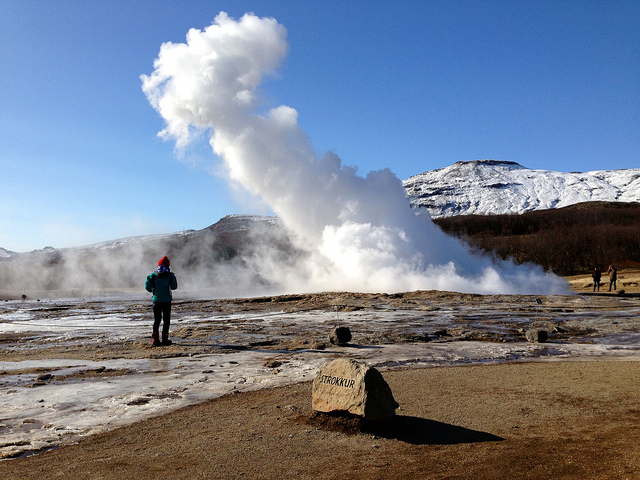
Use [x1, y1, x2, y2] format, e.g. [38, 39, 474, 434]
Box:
[404, 160, 640, 217]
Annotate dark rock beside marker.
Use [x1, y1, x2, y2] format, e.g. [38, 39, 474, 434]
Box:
[312, 358, 398, 420]
[329, 326, 352, 345]
[525, 329, 548, 343]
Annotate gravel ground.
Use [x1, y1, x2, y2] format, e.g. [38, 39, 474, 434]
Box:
[1, 278, 639, 478]
[0, 361, 639, 479]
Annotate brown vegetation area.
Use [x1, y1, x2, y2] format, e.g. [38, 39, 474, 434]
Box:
[434, 201, 640, 276]
[1, 362, 639, 479]
[566, 268, 640, 294]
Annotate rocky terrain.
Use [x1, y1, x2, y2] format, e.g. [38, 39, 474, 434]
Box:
[1, 288, 639, 477]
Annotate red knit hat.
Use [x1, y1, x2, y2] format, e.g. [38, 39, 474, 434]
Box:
[158, 256, 170, 267]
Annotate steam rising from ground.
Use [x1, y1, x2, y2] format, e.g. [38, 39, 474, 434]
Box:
[141, 12, 567, 295]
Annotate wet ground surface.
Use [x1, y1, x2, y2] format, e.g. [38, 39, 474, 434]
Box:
[1, 290, 639, 361]
[1, 290, 639, 459]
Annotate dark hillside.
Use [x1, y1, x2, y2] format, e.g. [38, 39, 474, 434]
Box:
[434, 202, 640, 276]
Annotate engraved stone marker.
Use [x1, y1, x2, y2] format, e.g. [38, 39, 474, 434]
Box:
[312, 358, 399, 420]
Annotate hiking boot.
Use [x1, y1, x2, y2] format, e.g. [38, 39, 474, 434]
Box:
[152, 332, 161, 347]
[161, 332, 172, 346]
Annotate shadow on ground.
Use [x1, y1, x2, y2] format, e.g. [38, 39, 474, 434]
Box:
[304, 411, 504, 445]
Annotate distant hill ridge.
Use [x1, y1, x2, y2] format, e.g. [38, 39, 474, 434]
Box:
[2, 160, 639, 268]
[434, 201, 640, 275]
[3, 159, 640, 291]
[403, 160, 640, 218]
[0, 215, 293, 297]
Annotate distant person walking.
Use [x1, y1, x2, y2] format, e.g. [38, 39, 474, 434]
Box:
[145, 256, 178, 346]
[592, 267, 601, 292]
[607, 264, 617, 292]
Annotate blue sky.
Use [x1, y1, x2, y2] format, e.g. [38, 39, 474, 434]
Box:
[1, 1, 638, 252]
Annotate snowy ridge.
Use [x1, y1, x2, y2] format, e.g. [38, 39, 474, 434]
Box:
[0, 247, 18, 259]
[3, 215, 276, 256]
[403, 160, 640, 218]
[2, 160, 639, 256]
[68, 215, 276, 252]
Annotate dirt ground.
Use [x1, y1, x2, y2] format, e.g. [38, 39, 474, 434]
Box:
[1, 275, 639, 478]
[566, 268, 640, 295]
[2, 277, 639, 363]
[0, 361, 639, 479]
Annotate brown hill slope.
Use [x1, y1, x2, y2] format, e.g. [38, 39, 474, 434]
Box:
[434, 201, 640, 277]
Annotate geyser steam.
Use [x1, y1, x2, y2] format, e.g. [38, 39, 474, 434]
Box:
[141, 12, 567, 295]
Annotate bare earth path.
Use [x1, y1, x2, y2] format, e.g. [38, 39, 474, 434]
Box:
[1, 277, 640, 478]
[1, 360, 639, 479]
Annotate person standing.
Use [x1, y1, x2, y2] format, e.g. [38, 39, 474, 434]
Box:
[592, 266, 601, 292]
[145, 256, 178, 346]
[607, 264, 617, 292]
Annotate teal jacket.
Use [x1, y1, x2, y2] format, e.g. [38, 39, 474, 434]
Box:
[145, 271, 177, 302]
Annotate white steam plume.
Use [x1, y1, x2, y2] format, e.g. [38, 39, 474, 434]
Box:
[141, 12, 568, 295]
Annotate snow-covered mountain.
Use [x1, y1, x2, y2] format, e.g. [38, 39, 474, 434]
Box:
[2, 162, 639, 266]
[403, 160, 640, 218]
[0, 248, 18, 259]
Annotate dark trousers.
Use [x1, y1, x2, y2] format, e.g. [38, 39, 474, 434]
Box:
[153, 301, 172, 336]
